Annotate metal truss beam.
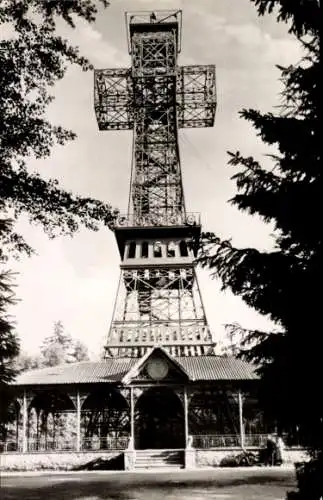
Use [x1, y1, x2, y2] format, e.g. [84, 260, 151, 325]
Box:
[94, 65, 216, 131]
[94, 68, 133, 130]
[177, 65, 216, 128]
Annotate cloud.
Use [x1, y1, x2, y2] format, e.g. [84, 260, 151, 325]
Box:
[184, 3, 303, 69]
[224, 23, 265, 46]
[222, 22, 303, 67]
[62, 17, 129, 67]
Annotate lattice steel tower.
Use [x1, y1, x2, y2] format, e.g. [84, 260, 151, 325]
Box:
[94, 10, 216, 357]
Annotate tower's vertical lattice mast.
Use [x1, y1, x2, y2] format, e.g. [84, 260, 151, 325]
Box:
[94, 11, 217, 357]
[129, 13, 184, 225]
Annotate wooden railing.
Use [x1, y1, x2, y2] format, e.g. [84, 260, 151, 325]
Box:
[81, 436, 129, 451]
[0, 436, 129, 453]
[0, 441, 22, 453]
[1, 434, 301, 453]
[192, 434, 269, 449]
[27, 439, 77, 452]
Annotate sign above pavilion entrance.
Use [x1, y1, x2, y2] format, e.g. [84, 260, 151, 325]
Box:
[122, 346, 189, 384]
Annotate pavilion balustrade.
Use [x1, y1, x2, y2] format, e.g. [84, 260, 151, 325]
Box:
[0, 440, 22, 453]
[27, 437, 77, 452]
[81, 436, 129, 451]
[192, 433, 268, 449]
[0, 432, 302, 453]
[0, 436, 129, 453]
[0, 433, 267, 452]
[191, 433, 301, 449]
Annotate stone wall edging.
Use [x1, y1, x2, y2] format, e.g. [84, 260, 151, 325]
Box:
[0, 451, 122, 471]
[194, 448, 308, 468]
[0, 448, 308, 471]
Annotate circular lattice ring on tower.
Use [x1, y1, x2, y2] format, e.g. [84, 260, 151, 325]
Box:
[186, 214, 196, 225]
[169, 214, 179, 225]
[117, 215, 128, 226]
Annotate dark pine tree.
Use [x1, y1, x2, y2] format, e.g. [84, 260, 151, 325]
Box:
[0, 268, 20, 439]
[198, 2, 321, 496]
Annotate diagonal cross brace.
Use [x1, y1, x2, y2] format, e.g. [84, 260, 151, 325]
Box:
[94, 64, 216, 131]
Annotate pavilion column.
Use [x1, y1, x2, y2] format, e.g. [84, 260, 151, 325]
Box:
[238, 390, 245, 449]
[184, 386, 189, 447]
[15, 404, 19, 449]
[130, 387, 135, 450]
[124, 387, 135, 470]
[184, 386, 195, 468]
[76, 389, 81, 452]
[36, 409, 40, 451]
[22, 389, 28, 453]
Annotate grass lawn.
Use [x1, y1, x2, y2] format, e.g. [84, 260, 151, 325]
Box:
[0, 467, 297, 500]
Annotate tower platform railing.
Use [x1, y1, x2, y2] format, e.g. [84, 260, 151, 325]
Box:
[114, 212, 200, 228]
[109, 322, 211, 345]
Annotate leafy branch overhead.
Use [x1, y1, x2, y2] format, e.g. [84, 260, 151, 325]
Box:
[0, 0, 116, 259]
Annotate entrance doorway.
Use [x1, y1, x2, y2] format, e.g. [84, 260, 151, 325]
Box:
[135, 388, 185, 449]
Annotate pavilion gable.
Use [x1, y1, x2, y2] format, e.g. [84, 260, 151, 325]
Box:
[122, 346, 190, 384]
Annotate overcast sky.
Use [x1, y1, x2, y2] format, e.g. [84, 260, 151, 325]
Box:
[10, 0, 303, 358]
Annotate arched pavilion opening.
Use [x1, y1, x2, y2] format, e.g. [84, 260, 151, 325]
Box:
[189, 390, 241, 448]
[81, 388, 130, 450]
[135, 387, 185, 449]
[27, 390, 76, 452]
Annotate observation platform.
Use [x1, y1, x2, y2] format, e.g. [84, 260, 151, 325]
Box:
[113, 212, 201, 258]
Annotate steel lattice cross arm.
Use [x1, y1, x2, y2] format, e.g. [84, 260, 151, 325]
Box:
[94, 11, 216, 131]
[94, 68, 133, 130]
[177, 65, 216, 128]
[94, 65, 216, 131]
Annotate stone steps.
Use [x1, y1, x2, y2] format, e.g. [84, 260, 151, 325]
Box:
[134, 449, 184, 469]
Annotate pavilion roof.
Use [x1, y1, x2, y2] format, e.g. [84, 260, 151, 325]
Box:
[12, 355, 258, 387]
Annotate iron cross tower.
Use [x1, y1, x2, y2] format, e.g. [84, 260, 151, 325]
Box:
[94, 10, 216, 357]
